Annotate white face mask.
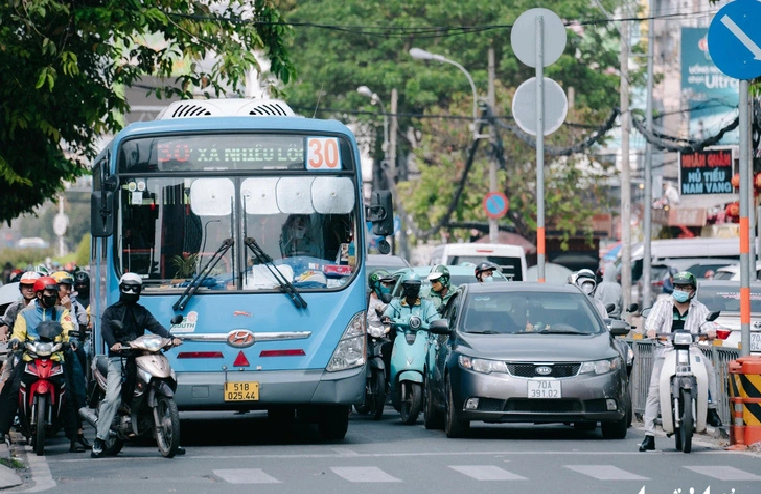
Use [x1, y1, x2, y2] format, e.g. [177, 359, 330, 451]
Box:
[580, 281, 595, 295]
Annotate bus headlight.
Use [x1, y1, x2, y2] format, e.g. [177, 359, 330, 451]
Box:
[327, 311, 367, 372]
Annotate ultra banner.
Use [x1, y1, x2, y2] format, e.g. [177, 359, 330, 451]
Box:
[678, 149, 733, 195]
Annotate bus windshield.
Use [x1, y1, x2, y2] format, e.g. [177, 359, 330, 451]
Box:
[117, 135, 360, 293]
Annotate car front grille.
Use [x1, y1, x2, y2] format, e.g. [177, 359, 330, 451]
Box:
[507, 363, 581, 378]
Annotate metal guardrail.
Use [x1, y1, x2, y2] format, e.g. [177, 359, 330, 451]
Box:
[625, 338, 740, 426]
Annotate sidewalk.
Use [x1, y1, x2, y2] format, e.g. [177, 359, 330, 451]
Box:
[0, 441, 22, 490]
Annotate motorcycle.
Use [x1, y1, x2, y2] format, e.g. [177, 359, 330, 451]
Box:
[388, 315, 429, 425]
[354, 325, 389, 420]
[80, 317, 183, 458]
[14, 321, 69, 456]
[653, 310, 724, 453]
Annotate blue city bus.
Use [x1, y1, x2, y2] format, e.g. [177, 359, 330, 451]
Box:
[89, 98, 393, 439]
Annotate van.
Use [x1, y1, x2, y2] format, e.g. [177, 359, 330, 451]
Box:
[429, 243, 527, 281]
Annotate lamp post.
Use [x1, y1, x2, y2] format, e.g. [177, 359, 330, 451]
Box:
[409, 48, 489, 141]
[357, 86, 389, 160]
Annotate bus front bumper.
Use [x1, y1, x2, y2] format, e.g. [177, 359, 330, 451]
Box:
[173, 366, 366, 410]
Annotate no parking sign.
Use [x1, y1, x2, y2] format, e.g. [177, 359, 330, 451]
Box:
[483, 192, 509, 220]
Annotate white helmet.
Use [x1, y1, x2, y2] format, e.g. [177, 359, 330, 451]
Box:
[119, 272, 142, 286]
[19, 271, 41, 284]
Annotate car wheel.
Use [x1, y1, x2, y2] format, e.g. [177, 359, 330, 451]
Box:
[444, 376, 469, 438]
[424, 376, 444, 430]
[601, 411, 628, 439]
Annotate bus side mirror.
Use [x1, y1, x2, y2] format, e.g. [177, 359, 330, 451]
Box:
[366, 191, 394, 254]
[91, 175, 116, 237]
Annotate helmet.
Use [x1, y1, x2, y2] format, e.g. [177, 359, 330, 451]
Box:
[51, 270, 74, 286]
[119, 272, 142, 303]
[119, 272, 142, 289]
[672, 271, 697, 289]
[74, 270, 90, 287]
[369, 269, 393, 290]
[427, 264, 450, 291]
[18, 271, 41, 289]
[475, 261, 498, 281]
[570, 269, 597, 295]
[32, 276, 59, 295]
[401, 273, 422, 299]
[9, 269, 23, 283]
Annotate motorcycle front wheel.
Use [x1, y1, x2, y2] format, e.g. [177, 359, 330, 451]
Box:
[371, 369, 386, 420]
[399, 381, 422, 425]
[679, 388, 694, 454]
[156, 395, 181, 458]
[35, 395, 46, 456]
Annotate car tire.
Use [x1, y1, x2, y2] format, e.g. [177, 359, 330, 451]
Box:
[444, 376, 469, 438]
[424, 377, 444, 430]
[601, 412, 628, 439]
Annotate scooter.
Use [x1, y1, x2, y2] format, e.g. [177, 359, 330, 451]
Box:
[15, 321, 69, 456]
[654, 311, 723, 453]
[388, 315, 429, 425]
[354, 325, 389, 420]
[80, 317, 183, 458]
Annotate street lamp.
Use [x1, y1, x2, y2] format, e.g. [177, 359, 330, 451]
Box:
[356, 86, 389, 156]
[409, 48, 489, 140]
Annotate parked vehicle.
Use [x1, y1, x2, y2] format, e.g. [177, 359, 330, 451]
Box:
[425, 282, 631, 438]
[81, 318, 184, 458]
[429, 243, 527, 281]
[712, 261, 761, 281]
[647, 310, 724, 453]
[695, 280, 761, 355]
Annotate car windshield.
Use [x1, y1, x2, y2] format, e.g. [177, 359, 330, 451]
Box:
[461, 291, 605, 334]
[712, 270, 735, 281]
[698, 284, 761, 313]
[448, 255, 523, 281]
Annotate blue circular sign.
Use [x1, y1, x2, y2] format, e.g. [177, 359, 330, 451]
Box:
[483, 192, 509, 219]
[708, 0, 761, 80]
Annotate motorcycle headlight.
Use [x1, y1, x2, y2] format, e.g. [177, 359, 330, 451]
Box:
[409, 316, 421, 330]
[673, 332, 694, 345]
[579, 357, 621, 375]
[458, 355, 508, 374]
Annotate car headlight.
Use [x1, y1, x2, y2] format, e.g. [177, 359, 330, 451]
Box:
[458, 355, 508, 374]
[579, 357, 621, 375]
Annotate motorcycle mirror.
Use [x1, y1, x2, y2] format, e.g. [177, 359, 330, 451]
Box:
[605, 303, 616, 313]
[170, 315, 184, 325]
[707, 311, 720, 322]
[641, 308, 652, 319]
[628, 303, 639, 313]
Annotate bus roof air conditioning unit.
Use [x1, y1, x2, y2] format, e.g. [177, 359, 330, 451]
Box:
[157, 98, 296, 119]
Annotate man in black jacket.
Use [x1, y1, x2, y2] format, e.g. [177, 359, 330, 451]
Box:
[91, 273, 182, 458]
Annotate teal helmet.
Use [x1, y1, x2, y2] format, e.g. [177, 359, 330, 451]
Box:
[427, 264, 450, 292]
[401, 272, 422, 299]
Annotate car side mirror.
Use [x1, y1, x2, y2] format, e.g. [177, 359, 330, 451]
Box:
[429, 319, 451, 335]
[707, 311, 720, 322]
[608, 319, 630, 337]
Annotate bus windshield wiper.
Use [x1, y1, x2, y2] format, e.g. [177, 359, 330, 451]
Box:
[244, 236, 307, 310]
[173, 238, 234, 311]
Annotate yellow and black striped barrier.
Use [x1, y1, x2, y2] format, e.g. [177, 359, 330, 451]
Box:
[727, 357, 761, 450]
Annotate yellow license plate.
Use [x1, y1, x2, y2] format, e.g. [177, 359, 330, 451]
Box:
[224, 381, 259, 401]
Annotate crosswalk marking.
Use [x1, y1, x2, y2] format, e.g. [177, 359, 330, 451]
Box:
[449, 465, 528, 481]
[564, 465, 649, 480]
[684, 466, 761, 481]
[330, 466, 401, 483]
[212, 468, 281, 484]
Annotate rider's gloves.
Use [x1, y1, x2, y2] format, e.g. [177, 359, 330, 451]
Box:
[7, 339, 20, 350]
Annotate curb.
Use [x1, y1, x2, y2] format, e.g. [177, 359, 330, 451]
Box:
[0, 441, 23, 490]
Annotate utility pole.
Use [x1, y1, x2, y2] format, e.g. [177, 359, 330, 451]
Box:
[642, 0, 654, 310]
[488, 48, 499, 243]
[390, 88, 408, 261]
[620, 3, 632, 311]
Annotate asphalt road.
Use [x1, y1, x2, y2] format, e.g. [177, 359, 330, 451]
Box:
[5, 408, 760, 494]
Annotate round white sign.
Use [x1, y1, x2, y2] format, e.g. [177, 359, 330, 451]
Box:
[53, 213, 68, 236]
[511, 77, 568, 137]
[511, 8, 567, 68]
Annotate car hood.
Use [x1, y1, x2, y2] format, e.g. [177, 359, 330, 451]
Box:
[455, 331, 619, 362]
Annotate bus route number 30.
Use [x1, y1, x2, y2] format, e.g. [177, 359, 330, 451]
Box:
[307, 137, 342, 171]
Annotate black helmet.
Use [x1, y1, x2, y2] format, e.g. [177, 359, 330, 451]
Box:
[475, 261, 498, 281]
[401, 273, 422, 299]
[672, 271, 697, 289]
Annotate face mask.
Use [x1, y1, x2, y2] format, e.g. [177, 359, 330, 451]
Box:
[378, 286, 392, 303]
[581, 282, 595, 295]
[672, 290, 690, 303]
[41, 295, 57, 307]
[293, 224, 306, 240]
[483, 276, 494, 283]
[404, 288, 420, 300]
[120, 292, 140, 305]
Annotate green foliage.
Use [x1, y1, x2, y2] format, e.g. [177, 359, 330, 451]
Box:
[280, 0, 622, 244]
[74, 233, 91, 267]
[0, 1, 296, 224]
[171, 253, 198, 279]
[0, 248, 54, 268]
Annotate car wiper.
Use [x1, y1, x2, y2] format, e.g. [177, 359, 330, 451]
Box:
[466, 330, 502, 334]
[173, 239, 234, 311]
[536, 329, 588, 335]
[244, 236, 307, 310]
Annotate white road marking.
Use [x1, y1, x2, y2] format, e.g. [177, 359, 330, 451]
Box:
[331, 466, 401, 483]
[213, 468, 281, 484]
[564, 465, 649, 480]
[449, 465, 528, 481]
[685, 465, 761, 481]
[23, 447, 56, 492]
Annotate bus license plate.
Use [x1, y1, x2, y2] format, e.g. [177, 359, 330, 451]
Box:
[751, 332, 761, 352]
[224, 381, 259, 401]
[527, 380, 561, 398]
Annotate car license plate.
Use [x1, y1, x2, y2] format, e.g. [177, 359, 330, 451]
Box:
[527, 380, 561, 398]
[751, 332, 761, 352]
[224, 381, 259, 401]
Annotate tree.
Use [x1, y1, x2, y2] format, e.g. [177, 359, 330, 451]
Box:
[0, 0, 296, 224]
[278, 0, 623, 244]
